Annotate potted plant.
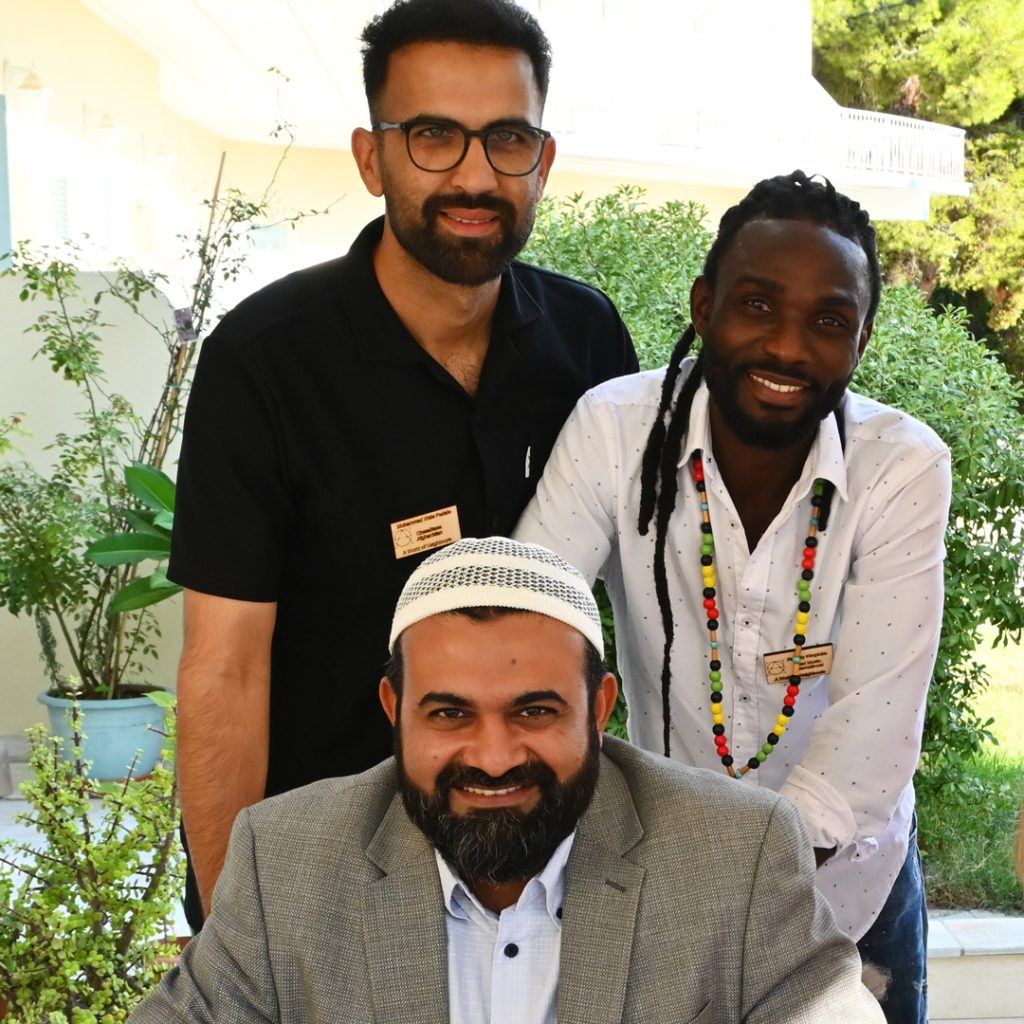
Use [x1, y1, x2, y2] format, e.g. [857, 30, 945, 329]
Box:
[0, 146, 321, 779]
[0, 695, 182, 1021]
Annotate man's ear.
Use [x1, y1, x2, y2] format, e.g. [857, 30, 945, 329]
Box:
[592, 672, 621, 743]
[535, 134, 556, 198]
[351, 127, 384, 198]
[690, 275, 713, 338]
[857, 318, 874, 360]
[379, 676, 399, 726]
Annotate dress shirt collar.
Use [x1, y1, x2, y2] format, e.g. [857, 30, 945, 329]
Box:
[679, 376, 849, 502]
[435, 830, 575, 926]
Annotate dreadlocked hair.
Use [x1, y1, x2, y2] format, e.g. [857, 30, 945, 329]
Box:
[637, 170, 878, 757]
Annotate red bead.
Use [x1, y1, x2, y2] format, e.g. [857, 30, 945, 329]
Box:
[715, 734, 727, 747]
[703, 598, 716, 609]
[719, 745, 729, 756]
[706, 606, 719, 620]
[784, 695, 796, 706]
[801, 558, 815, 570]
[786, 685, 800, 697]
[803, 547, 816, 559]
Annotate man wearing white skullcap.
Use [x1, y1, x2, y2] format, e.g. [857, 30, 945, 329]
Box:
[131, 537, 883, 1024]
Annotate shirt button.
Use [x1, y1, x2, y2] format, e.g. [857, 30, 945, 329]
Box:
[504, 943, 519, 958]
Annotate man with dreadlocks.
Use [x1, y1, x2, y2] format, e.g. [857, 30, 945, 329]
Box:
[515, 171, 951, 1024]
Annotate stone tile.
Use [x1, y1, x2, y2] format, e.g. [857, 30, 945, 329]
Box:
[929, 953, 1024, 1019]
[943, 915, 1024, 956]
[928, 916, 963, 958]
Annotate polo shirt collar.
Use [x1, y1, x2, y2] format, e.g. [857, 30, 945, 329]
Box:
[340, 216, 542, 365]
[680, 376, 849, 502]
[435, 830, 575, 925]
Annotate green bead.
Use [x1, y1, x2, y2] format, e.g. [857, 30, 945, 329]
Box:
[756, 751, 768, 762]
[709, 670, 721, 682]
[711, 680, 723, 691]
[762, 742, 774, 755]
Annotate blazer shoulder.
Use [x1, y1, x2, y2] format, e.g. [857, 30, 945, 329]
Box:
[244, 758, 399, 850]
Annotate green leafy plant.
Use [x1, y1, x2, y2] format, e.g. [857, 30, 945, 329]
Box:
[0, 143, 321, 700]
[0, 694, 182, 1022]
[523, 188, 1024, 798]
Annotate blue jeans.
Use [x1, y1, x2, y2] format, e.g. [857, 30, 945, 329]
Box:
[856, 820, 928, 1024]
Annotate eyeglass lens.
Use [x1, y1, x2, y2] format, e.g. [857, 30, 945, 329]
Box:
[406, 123, 544, 175]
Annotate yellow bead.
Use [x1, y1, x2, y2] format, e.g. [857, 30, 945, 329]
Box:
[702, 565, 715, 578]
[773, 724, 785, 736]
[776, 714, 788, 728]
[796, 612, 809, 626]
[713, 714, 724, 725]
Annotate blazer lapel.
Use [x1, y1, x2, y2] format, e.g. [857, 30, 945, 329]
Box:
[556, 753, 645, 1024]
[362, 795, 449, 1024]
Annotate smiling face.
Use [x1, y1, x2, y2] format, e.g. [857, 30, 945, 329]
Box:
[379, 610, 616, 889]
[692, 217, 874, 450]
[351, 41, 555, 286]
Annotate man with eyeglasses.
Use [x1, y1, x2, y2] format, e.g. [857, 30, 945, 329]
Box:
[167, 0, 637, 931]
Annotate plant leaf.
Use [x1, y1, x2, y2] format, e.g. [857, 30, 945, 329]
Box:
[108, 571, 182, 613]
[125, 462, 176, 512]
[86, 532, 171, 566]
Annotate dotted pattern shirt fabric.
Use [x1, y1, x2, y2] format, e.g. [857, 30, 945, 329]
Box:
[515, 361, 952, 939]
[436, 833, 572, 1024]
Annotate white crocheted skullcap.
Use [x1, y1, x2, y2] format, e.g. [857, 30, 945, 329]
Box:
[389, 536, 603, 657]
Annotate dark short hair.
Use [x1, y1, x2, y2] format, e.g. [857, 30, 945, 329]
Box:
[361, 0, 552, 119]
[385, 607, 606, 700]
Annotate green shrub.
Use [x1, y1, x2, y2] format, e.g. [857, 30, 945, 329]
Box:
[0, 695, 182, 1021]
[524, 189, 1024, 797]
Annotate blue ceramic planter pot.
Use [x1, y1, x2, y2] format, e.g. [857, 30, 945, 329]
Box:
[37, 692, 169, 781]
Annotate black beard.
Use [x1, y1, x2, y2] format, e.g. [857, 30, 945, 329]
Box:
[386, 191, 534, 286]
[702, 345, 850, 450]
[396, 728, 600, 886]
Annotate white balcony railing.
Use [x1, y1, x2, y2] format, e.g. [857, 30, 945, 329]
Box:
[840, 108, 966, 181]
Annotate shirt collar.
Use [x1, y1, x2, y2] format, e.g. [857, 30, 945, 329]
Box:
[435, 830, 575, 925]
[342, 216, 540, 365]
[679, 375, 849, 502]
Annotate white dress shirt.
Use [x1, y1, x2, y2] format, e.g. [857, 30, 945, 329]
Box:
[515, 364, 951, 939]
[437, 832, 573, 1024]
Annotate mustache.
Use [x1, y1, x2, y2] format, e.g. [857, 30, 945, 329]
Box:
[422, 191, 518, 222]
[436, 759, 557, 795]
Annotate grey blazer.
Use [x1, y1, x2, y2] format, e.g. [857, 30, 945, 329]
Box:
[132, 737, 883, 1023]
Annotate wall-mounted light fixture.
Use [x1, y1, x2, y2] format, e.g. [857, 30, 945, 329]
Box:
[2, 62, 52, 120]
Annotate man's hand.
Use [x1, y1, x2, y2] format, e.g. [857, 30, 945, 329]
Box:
[177, 589, 276, 916]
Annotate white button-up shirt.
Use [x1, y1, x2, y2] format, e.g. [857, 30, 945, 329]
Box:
[516, 366, 951, 939]
[437, 832, 573, 1024]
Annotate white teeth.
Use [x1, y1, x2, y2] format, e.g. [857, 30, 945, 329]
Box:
[751, 374, 804, 394]
[463, 785, 521, 796]
[449, 214, 492, 225]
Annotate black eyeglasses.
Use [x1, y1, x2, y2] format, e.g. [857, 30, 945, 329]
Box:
[373, 119, 551, 176]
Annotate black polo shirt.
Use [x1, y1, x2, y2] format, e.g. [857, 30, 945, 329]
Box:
[169, 217, 637, 794]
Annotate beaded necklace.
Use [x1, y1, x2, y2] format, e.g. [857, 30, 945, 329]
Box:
[691, 450, 831, 779]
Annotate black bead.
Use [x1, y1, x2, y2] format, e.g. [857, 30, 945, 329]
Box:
[721, 755, 734, 767]
[766, 733, 779, 745]
[703, 587, 716, 599]
[712, 724, 725, 736]
[793, 634, 806, 646]
[789, 675, 801, 686]
[710, 691, 722, 704]
[801, 569, 814, 581]
[798, 601, 811, 613]
[810, 494, 824, 507]
[782, 705, 795, 717]
[707, 619, 718, 630]
[805, 536, 818, 548]
[696, 478, 706, 492]
[700, 522, 713, 534]
[700, 554, 713, 566]
[747, 757, 760, 770]
[709, 660, 722, 671]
